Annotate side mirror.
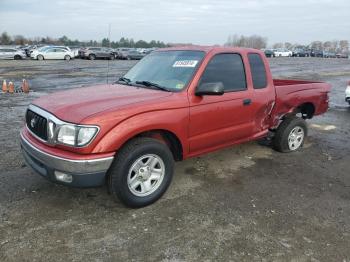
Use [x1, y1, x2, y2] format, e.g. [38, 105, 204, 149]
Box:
[195, 82, 224, 96]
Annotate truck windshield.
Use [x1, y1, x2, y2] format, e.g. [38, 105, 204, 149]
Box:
[122, 50, 205, 92]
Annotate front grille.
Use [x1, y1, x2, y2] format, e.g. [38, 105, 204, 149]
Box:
[26, 109, 48, 141]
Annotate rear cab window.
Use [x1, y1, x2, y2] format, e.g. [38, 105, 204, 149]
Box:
[248, 53, 267, 89]
[199, 53, 247, 92]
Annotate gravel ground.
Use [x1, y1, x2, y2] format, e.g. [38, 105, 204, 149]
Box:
[0, 57, 349, 262]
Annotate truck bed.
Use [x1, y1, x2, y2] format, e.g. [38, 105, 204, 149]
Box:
[271, 79, 331, 127]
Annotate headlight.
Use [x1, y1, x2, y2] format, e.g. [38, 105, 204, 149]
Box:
[77, 127, 98, 146]
[57, 125, 76, 146]
[57, 124, 98, 147]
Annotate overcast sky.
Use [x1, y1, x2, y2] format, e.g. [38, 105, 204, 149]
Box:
[1, 0, 349, 46]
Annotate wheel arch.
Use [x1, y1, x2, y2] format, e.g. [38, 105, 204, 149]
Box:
[271, 102, 315, 130]
[131, 129, 183, 161]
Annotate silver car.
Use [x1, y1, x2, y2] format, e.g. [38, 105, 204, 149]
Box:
[0, 48, 26, 60]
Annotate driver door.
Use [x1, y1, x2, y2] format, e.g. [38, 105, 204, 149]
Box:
[188, 53, 255, 154]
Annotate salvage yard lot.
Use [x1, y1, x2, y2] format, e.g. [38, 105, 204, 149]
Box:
[0, 58, 350, 261]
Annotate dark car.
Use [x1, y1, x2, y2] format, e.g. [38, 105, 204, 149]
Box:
[292, 48, 309, 57]
[310, 49, 323, 57]
[125, 50, 144, 60]
[79, 47, 115, 60]
[264, 49, 275, 58]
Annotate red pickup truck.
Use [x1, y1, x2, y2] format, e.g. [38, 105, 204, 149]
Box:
[21, 46, 330, 207]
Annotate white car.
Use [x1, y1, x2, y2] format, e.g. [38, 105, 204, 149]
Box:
[31, 47, 73, 61]
[346, 81, 350, 105]
[274, 48, 293, 57]
[0, 47, 26, 60]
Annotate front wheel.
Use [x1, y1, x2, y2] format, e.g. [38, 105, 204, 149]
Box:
[108, 137, 174, 208]
[273, 117, 307, 153]
[64, 55, 71, 61]
[37, 55, 44, 61]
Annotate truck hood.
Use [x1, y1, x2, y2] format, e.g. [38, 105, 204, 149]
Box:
[33, 84, 173, 123]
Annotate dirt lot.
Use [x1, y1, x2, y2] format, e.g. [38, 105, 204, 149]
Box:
[0, 57, 350, 262]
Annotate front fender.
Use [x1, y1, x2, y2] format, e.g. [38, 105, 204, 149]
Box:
[92, 108, 189, 157]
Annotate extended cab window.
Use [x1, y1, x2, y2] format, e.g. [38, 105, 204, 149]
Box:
[248, 53, 267, 89]
[200, 53, 246, 92]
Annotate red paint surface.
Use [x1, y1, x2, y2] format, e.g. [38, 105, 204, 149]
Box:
[25, 46, 331, 160]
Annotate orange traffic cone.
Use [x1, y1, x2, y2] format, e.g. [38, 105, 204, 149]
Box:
[22, 79, 30, 93]
[8, 81, 14, 94]
[2, 80, 7, 93]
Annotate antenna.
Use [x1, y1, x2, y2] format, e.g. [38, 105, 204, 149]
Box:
[106, 23, 111, 84]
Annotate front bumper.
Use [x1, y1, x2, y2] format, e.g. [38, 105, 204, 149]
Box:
[20, 133, 114, 187]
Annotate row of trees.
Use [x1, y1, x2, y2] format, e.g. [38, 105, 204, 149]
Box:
[0, 32, 169, 48]
[225, 34, 267, 49]
[225, 34, 349, 53]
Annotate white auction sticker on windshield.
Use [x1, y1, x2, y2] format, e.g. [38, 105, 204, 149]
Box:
[173, 60, 198, 67]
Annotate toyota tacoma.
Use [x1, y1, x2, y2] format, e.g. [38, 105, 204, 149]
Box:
[21, 46, 331, 207]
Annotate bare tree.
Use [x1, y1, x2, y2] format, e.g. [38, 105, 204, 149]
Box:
[225, 34, 267, 49]
[0, 32, 11, 45]
[310, 41, 323, 50]
[272, 43, 283, 49]
[284, 42, 293, 49]
[13, 35, 26, 45]
[339, 40, 349, 53]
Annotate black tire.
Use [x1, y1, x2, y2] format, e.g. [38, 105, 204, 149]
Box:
[89, 54, 96, 60]
[64, 55, 71, 61]
[272, 116, 307, 153]
[14, 55, 22, 60]
[37, 55, 44, 61]
[108, 137, 174, 208]
[109, 55, 115, 60]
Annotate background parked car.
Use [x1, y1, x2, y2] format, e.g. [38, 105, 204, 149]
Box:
[274, 48, 293, 57]
[323, 51, 336, 58]
[336, 53, 349, 59]
[79, 47, 115, 60]
[346, 82, 350, 105]
[264, 49, 275, 58]
[292, 48, 309, 57]
[68, 46, 81, 58]
[310, 49, 323, 57]
[116, 48, 133, 59]
[125, 50, 144, 60]
[0, 47, 26, 59]
[30, 47, 73, 60]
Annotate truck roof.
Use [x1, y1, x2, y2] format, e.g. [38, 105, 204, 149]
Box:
[158, 45, 262, 54]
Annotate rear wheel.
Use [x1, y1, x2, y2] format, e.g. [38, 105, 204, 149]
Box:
[108, 137, 174, 208]
[37, 55, 44, 61]
[273, 116, 307, 153]
[109, 55, 115, 60]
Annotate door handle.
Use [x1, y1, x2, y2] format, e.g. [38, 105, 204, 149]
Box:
[243, 99, 252, 106]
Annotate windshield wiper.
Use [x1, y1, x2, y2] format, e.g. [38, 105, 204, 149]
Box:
[135, 80, 171, 92]
[116, 76, 132, 85]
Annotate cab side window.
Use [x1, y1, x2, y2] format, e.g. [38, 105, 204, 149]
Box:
[200, 53, 247, 92]
[248, 53, 267, 89]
